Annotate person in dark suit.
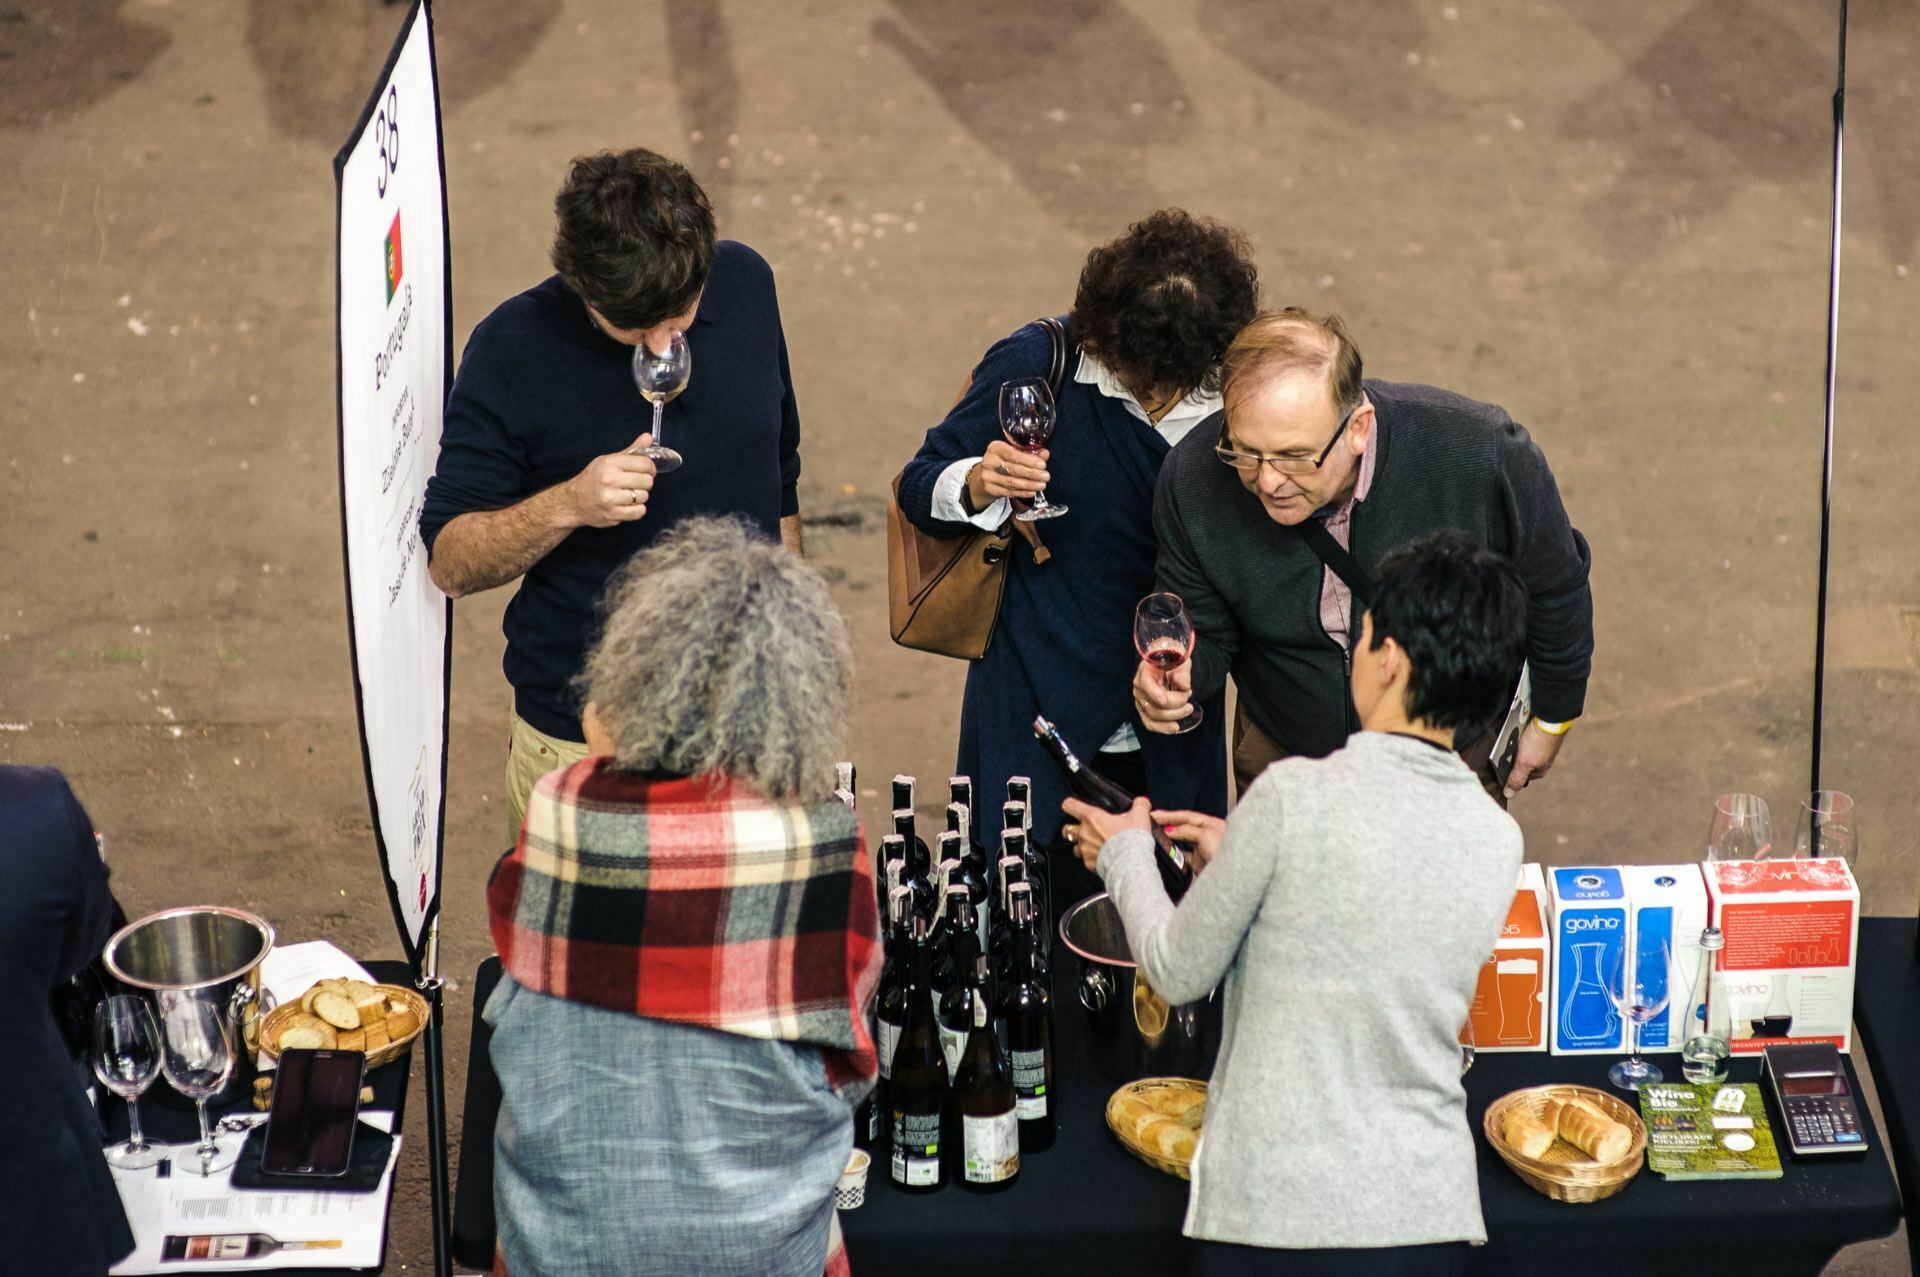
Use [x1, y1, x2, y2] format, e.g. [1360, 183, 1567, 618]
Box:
[0, 765, 135, 1274]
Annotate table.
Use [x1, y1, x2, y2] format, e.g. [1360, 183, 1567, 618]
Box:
[1850, 916, 1919, 1276]
[102, 958, 414, 1276]
[843, 983, 1903, 1276]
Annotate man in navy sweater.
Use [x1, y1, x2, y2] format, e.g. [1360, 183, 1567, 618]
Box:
[421, 149, 804, 833]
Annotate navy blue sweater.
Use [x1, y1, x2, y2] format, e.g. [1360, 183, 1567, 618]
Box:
[898, 320, 1227, 855]
[421, 242, 800, 740]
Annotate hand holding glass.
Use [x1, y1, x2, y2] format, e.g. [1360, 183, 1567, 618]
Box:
[1134, 592, 1202, 732]
[160, 997, 238, 1176]
[631, 329, 691, 474]
[94, 995, 167, 1170]
[999, 378, 1067, 522]
[1606, 941, 1673, 1092]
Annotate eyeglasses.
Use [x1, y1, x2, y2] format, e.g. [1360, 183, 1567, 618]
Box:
[1215, 401, 1359, 476]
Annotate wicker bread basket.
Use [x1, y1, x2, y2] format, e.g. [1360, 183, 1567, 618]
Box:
[259, 982, 429, 1071]
[1106, 1077, 1209, 1179]
[1483, 1084, 1647, 1203]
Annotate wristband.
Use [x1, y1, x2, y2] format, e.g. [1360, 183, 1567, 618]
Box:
[1532, 717, 1573, 736]
[959, 466, 982, 516]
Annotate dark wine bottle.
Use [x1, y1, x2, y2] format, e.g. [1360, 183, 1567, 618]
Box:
[877, 834, 911, 929]
[935, 893, 981, 1075]
[889, 915, 949, 1192]
[892, 773, 916, 814]
[1000, 884, 1057, 1153]
[999, 827, 1049, 940]
[1002, 799, 1027, 836]
[1006, 776, 1033, 828]
[947, 971, 1020, 1192]
[1032, 714, 1191, 902]
[889, 816, 936, 926]
[834, 761, 857, 811]
[937, 831, 990, 955]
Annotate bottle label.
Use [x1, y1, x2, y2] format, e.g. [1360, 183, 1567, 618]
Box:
[890, 1111, 942, 1186]
[962, 1111, 1020, 1183]
[939, 1025, 966, 1075]
[1011, 1047, 1048, 1119]
[877, 1021, 899, 1080]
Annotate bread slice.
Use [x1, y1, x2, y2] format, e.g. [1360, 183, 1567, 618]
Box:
[346, 980, 387, 1017]
[385, 1009, 419, 1041]
[335, 1027, 367, 1052]
[311, 990, 362, 1030]
[278, 1015, 338, 1051]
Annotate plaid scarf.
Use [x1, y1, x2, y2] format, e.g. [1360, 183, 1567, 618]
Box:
[488, 757, 881, 1098]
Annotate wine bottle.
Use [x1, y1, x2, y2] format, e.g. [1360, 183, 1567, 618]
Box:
[834, 761, 857, 811]
[1006, 776, 1034, 829]
[1032, 714, 1191, 903]
[162, 1235, 342, 1260]
[890, 817, 936, 926]
[878, 833, 911, 929]
[1000, 885, 1057, 1153]
[892, 773, 916, 814]
[938, 831, 990, 954]
[1000, 827, 1049, 938]
[948, 974, 1020, 1191]
[875, 881, 911, 1096]
[1002, 799, 1027, 837]
[936, 893, 981, 1075]
[889, 915, 949, 1192]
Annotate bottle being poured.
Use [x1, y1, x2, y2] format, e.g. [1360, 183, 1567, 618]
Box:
[1031, 714, 1191, 903]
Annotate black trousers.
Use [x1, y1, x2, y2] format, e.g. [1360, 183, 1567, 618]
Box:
[1192, 1239, 1471, 1277]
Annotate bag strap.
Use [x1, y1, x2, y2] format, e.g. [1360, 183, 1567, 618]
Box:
[1296, 519, 1374, 605]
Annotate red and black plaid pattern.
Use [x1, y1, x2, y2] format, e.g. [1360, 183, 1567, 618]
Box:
[488, 757, 881, 1096]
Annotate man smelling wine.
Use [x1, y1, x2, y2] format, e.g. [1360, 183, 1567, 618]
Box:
[1064, 531, 1529, 1276]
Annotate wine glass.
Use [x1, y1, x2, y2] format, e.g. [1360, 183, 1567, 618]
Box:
[159, 996, 238, 1175]
[93, 995, 167, 1170]
[1134, 592, 1202, 733]
[1458, 1018, 1476, 1077]
[999, 378, 1067, 522]
[1606, 940, 1673, 1091]
[1705, 793, 1773, 862]
[1794, 791, 1858, 869]
[631, 329, 692, 474]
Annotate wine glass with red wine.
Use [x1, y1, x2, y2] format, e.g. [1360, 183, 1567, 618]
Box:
[1134, 592, 1202, 733]
[999, 377, 1067, 522]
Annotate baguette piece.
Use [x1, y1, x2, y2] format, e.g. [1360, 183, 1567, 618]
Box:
[1137, 1116, 1198, 1161]
[311, 990, 362, 1031]
[1146, 1088, 1207, 1123]
[1502, 1106, 1556, 1159]
[1545, 1096, 1633, 1163]
[385, 1009, 419, 1041]
[347, 980, 388, 1017]
[278, 1014, 338, 1051]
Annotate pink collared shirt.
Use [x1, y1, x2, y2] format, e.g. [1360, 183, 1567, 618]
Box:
[1316, 431, 1379, 652]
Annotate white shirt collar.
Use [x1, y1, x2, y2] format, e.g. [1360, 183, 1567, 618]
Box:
[1074, 351, 1222, 444]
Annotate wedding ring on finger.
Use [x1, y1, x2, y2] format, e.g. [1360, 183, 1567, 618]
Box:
[630, 487, 642, 505]
[996, 463, 1011, 476]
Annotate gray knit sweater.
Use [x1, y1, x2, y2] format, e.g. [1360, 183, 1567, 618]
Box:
[1099, 732, 1522, 1249]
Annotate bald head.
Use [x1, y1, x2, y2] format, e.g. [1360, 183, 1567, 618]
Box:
[1220, 308, 1364, 421]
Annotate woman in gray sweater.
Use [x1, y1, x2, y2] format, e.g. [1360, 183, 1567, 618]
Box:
[1065, 530, 1530, 1276]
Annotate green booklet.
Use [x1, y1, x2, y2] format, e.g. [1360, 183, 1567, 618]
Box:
[1638, 1082, 1782, 1180]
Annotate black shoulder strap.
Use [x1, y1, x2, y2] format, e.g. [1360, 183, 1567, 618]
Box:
[1035, 315, 1072, 399]
[1296, 520, 1375, 605]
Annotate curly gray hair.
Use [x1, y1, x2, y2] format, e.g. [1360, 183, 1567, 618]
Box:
[577, 517, 852, 799]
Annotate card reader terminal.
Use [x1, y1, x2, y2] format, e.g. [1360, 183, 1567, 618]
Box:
[1764, 1042, 1867, 1156]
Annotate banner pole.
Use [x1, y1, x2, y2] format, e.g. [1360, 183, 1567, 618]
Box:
[1809, 0, 1847, 796]
[417, 915, 454, 1277]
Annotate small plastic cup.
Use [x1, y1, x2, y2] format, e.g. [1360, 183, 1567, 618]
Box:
[835, 1148, 871, 1210]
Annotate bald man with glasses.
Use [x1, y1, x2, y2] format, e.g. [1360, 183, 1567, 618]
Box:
[1135, 308, 1593, 802]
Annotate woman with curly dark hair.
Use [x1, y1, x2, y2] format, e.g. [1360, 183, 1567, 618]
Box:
[898, 209, 1259, 912]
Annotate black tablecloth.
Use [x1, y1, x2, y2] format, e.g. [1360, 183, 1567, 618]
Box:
[100, 958, 414, 1276]
[842, 987, 1903, 1277]
[1850, 916, 1919, 1275]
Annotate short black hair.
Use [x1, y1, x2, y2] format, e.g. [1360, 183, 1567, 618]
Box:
[1069, 209, 1259, 399]
[551, 149, 716, 329]
[1365, 530, 1528, 731]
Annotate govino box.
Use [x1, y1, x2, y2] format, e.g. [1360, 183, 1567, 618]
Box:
[1623, 865, 1708, 1054]
[1547, 867, 1629, 1055]
[1466, 863, 1549, 1052]
[1705, 858, 1858, 1054]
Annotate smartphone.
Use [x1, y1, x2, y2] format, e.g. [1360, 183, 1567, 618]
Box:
[261, 1049, 366, 1177]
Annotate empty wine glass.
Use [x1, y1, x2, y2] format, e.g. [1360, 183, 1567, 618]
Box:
[631, 329, 692, 474]
[1134, 592, 1202, 733]
[999, 378, 1067, 522]
[1706, 793, 1773, 862]
[1606, 940, 1673, 1091]
[159, 996, 238, 1176]
[93, 995, 166, 1170]
[1794, 791, 1858, 869]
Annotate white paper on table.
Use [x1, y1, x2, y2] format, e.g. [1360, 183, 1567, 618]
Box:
[254, 942, 381, 1073]
[108, 1119, 400, 1275]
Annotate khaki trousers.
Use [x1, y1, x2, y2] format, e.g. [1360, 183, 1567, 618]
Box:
[505, 710, 590, 842]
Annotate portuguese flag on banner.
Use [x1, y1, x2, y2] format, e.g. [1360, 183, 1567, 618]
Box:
[384, 210, 404, 303]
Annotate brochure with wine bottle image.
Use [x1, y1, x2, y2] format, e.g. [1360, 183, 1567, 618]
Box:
[1639, 1082, 1782, 1180]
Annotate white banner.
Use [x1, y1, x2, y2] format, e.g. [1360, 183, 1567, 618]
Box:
[334, 0, 449, 965]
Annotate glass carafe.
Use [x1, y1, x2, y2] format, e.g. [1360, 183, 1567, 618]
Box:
[1561, 941, 1619, 1045]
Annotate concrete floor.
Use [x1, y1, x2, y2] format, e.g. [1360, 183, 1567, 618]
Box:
[3, 0, 1916, 1271]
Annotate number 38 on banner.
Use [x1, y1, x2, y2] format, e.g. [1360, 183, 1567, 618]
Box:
[374, 85, 400, 197]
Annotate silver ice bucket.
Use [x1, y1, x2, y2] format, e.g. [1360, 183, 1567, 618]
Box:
[1059, 892, 1221, 1085]
[104, 906, 276, 1102]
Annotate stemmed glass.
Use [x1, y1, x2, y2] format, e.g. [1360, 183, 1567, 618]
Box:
[1794, 791, 1858, 868]
[999, 378, 1067, 521]
[159, 997, 238, 1176]
[1134, 592, 1202, 732]
[1706, 793, 1773, 863]
[1606, 940, 1673, 1091]
[94, 995, 167, 1170]
[631, 329, 692, 474]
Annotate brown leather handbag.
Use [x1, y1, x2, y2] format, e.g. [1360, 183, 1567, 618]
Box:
[887, 317, 1068, 660]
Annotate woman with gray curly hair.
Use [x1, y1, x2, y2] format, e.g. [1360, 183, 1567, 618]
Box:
[486, 518, 881, 1277]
